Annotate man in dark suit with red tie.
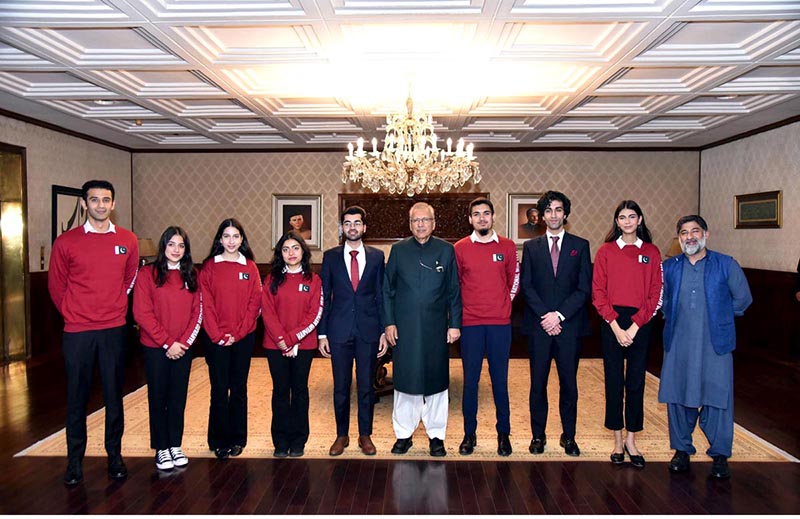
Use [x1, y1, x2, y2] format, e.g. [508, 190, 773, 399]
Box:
[520, 191, 592, 457]
[318, 206, 388, 456]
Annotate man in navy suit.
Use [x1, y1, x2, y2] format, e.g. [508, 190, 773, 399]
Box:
[319, 206, 388, 456]
[520, 191, 592, 457]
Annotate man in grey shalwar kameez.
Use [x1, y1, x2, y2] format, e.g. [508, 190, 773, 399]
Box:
[383, 202, 462, 457]
[659, 215, 752, 479]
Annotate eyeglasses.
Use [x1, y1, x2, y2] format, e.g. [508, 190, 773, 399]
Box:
[410, 217, 434, 225]
[342, 221, 364, 228]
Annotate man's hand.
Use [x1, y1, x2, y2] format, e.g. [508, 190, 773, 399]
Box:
[166, 342, 186, 359]
[540, 311, 561, 334]
[378, 334, 389, 358]
[385, 325, 398, 346]
[547, 323, 562, 336]
[318, 337, 331, 358]
[796, 291, 800, 303]
[447, 328, 461, 343]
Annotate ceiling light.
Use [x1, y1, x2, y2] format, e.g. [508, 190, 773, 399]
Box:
[716, 95, 737, 100]
[93, 99, 116, 106]
[343, 96, 480, 197]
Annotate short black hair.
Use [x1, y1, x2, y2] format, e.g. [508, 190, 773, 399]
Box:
[676, 215, 708, 234]
[341, 205, 366, 224]
[537, 191, 571, 223]
[468, 197, 493, 215]
[81, 180, 115, 202]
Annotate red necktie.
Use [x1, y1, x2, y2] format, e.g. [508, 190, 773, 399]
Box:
[350, 250, 359, 291]
[550, 236, 560, 276]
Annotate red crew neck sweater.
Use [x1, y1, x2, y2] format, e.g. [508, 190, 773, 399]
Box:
[48, 225, 139, 332]
[133, 266, 203, 349]
[198, 258, 262, 344]
[261, 272, 323, 350]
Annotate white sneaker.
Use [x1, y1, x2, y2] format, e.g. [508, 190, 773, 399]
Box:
[155, 449, 174, 470]
[169, 446, 189, 467]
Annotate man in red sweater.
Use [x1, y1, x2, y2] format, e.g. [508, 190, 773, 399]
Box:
[48, 180, 139, 486]
[454, 197, 519, 456]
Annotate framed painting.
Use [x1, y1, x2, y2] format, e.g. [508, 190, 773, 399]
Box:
[51, 185, 85, 243]
[734, 190, 782, 229]
[507, 193, 544, 246]
[272, 194, 323, 249]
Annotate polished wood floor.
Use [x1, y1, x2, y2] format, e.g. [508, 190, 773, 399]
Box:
[0, 347, 798, 514]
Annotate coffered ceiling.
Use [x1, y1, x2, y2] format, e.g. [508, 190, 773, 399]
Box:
[1, 0, 799, 150]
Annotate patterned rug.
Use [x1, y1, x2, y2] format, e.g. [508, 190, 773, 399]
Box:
[17, 359, 796, 462]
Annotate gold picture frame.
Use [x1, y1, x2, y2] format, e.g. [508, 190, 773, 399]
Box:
[734, 190, 782, 229]
[271, 194, 323, 249]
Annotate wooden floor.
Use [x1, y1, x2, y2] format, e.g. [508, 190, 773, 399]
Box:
[0, 347, 798, 515]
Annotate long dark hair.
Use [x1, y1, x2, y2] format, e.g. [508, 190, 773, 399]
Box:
[205, 218, 255, 262]
[152, 226, 198, 292]
[603, 200, 653, 243]
[269, 231, 312, 295]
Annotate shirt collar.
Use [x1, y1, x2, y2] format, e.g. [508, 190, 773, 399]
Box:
[546, 229, 565, 242]
[214, 252, 247, 265]
[470, 230, 499, 243]
[344, 242, 365, 256]
[616, 236, 643, 249]
[83, 220, 116, 234]
[282, 265, 303, 274]
[167, 262, 181, 270]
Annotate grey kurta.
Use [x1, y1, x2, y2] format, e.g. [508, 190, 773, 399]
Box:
[658, 256, 748, 408]
[383, 236, 462, 395]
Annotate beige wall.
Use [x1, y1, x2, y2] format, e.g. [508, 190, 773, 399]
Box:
[0, 115, 132, 272]
[133, 150, 699, 262]
[700, 121, 800, 271]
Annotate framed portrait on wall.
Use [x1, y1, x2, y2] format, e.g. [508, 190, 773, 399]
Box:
[51, 185, 85, 243]
[272, 194, 322, 250]
[507, 193, 544, 246]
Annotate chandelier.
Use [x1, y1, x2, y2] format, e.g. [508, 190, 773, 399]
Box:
[342, 96, 481, 197]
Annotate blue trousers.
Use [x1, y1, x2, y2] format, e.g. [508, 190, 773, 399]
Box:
[460, 324, 511, 435]
[330, 337, 377, 436]
[667, 388, 734, 458]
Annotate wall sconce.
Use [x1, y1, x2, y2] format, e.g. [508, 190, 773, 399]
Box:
[138, 238, 157, 266]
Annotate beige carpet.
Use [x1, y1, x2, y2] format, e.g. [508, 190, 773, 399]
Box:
[17, 359, 796, 462]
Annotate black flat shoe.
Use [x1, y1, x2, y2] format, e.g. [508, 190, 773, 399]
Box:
[624, 445, 645, 468]
[610, 451, 625, 465]
[710, 455, 731, 479]
[63, 461, 83, 486]
[429, 438, 446, 457]
[497, 434, 512, 457]
[289, 446, 305, 458]
[229, 445, 244, 457]
[214, 447, 230, 459]
[459, 434, 476, 455]
[669, 450, 690, 473]
[560, 434, 581, 457]
[108, 454, 128, 479]
[529, 436, 546, 454]
[273, 447, 289, 458]
[391, 437, 413, 455]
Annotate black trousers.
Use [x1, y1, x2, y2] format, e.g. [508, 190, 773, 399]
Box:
[330, 337, 377, 436]
[528, 332, 581, 439]
[600, 306, 652, 432]
[204, 332, 254, 450]
[142, 346, 193, 450]
[265, 348, 315, 450]
[62, 325, 127, 463]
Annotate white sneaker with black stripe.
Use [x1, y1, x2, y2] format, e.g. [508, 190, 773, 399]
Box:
[155, 449, 174, 470]
[169, 446, 189, 467]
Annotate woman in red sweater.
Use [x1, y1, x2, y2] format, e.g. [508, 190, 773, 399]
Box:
[133, 226, 202, 471]
[199, 218, 262, 459]
[592, 200, 663, 468]
[261, 231, 323, 458]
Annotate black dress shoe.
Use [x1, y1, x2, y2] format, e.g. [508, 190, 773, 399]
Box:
[610, 451, 625, 465]
[391, 437, 413, 454]
[669, 450, 690, 473]
[63, 461, 83, 486]
[710, 455, 731, 479]
[289, 446, 305, 458]
[497, 434, 512, 456]
[625, 445, 645, 468]
[273, 447, 289, 458]
[108, 454, 128, 479]
[229, 445, 244, 457]
[214, 447, 230, 459]
[429, 438, 446, 457]
[459, 434, 476, 455]
[529, 436, 546, 454]
[559, 434, 581, 457]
